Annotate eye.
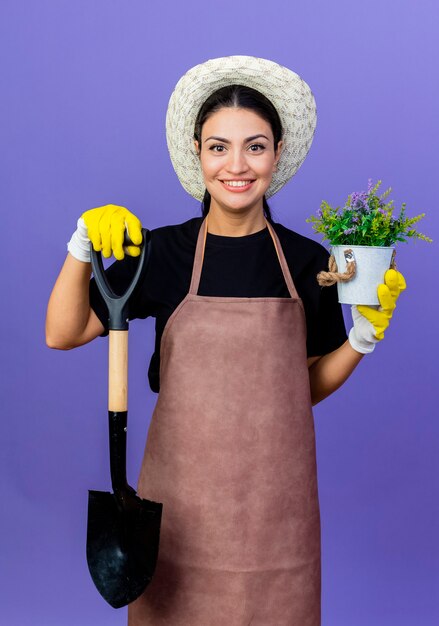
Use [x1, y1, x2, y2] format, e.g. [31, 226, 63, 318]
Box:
[209, 144, 226, 153]
[248, 143, 265, 152]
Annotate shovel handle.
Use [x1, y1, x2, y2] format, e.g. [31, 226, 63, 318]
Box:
[109, 330, 128, 411]
[90, 228, 151, 489]
[90, 228, 151, 331]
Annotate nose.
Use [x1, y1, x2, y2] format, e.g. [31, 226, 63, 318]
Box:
[225, 147, 249, 175]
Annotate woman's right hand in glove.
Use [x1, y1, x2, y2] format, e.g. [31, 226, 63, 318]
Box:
[47, 204, 142, 348]
[67, 204, 143, 262]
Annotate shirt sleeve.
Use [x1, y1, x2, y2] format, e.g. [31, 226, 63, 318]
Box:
[305, 248, 348, 357]
[89, 254, 152, 337]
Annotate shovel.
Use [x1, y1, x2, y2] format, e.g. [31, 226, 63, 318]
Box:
[86, 229, 163, 609]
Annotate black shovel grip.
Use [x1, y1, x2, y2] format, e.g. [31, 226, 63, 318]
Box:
[90, 228, 151, 330]
[108, 410, 131, 491]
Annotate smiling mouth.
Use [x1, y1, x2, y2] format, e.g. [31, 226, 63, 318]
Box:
[220, 179, 255, 189]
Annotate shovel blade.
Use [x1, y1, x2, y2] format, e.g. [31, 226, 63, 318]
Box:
[86, 489, 162, 608]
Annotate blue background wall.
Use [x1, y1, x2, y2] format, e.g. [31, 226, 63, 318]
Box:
[1, 1, 438, 624]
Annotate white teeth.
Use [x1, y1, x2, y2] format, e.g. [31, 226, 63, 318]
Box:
[222, 180, 253, 187]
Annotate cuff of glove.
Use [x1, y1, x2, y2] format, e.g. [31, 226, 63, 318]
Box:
[67, 217, 91, 263]
[348, 326, 377, 354]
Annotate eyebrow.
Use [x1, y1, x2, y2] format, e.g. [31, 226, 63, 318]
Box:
[203, 134, 270, 144]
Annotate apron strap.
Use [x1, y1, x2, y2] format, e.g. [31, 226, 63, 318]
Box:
[265, 220, 299, 299]
[189, 214, 299, 299]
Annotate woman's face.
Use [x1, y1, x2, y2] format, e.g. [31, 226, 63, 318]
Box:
[194, 107, 282, 215]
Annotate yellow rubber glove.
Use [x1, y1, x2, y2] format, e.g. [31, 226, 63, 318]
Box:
[82, 204, 143, 260]
[348, 269, 407, 353]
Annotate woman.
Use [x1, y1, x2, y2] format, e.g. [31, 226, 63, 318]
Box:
[46, 56, 405, 625]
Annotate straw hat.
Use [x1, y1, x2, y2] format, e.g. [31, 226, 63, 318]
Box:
[165, 55, 317, 200]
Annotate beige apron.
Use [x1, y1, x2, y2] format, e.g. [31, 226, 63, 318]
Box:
[129, 216, 321, 625]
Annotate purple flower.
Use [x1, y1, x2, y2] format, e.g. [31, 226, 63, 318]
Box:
[350, 192, 361, 205]
[351, 216, 359, 223]
[317, 207, 323, 218]
[350, 190, 369, 210]
[367, 178, 373, 193]
[343, 227, 356, 235]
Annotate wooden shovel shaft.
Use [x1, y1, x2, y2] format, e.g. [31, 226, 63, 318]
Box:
[109, 330, 128, 412]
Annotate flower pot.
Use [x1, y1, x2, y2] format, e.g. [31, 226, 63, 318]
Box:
[331, 245, 395, 305]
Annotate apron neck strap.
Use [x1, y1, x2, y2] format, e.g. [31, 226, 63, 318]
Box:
[189, 214, 299, 299]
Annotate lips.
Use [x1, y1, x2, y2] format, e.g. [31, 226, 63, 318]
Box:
[220, 179, 255, 192]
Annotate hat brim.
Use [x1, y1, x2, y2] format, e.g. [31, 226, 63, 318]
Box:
[166, 55, 317, 201]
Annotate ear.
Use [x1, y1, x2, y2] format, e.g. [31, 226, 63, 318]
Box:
[274, 140, 283, 167]
[193, 139, 200, 157]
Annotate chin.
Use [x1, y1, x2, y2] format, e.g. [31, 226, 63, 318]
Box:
[209, 187, 269, 213]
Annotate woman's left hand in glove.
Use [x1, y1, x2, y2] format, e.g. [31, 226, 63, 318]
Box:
[348, 269, 407, 354]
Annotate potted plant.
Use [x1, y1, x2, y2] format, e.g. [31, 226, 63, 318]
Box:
[306, 179, 432, 305]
